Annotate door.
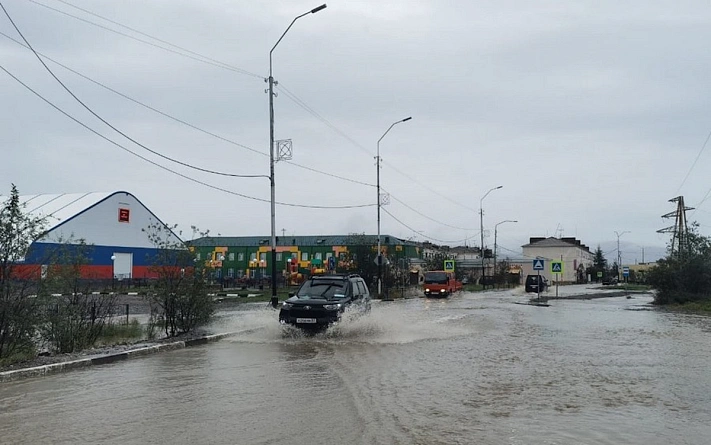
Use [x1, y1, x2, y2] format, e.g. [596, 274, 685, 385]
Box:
[113, 252, 133, 279]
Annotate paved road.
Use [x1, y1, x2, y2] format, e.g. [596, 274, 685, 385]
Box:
[1, 286, 710, 444]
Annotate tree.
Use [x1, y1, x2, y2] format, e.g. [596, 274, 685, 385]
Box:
[587, 245, 608, 282]
[37, 239, 117, 353]
[144, 223, 214, 337]
[338, 233, 378, 290]
[424, 252, 449, 272]
[0, 185, 47, 361]
[648, 224, 711, 304]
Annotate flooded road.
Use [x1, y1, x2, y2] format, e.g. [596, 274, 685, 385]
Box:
[1, 286, 710, 444]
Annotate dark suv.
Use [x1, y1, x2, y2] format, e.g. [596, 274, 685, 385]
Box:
[525, 274, 548, 293]
[279, 274, 371, 329]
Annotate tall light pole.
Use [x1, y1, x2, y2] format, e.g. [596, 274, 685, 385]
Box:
[614, 230, 630, 281]
[479, 185, 503, 288]
[268, 4, 327, 308]
[376, 116, 412, 298]
[494, 219, 517, 281]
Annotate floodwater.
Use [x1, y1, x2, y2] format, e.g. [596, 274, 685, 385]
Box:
[1, 286, 710, 444]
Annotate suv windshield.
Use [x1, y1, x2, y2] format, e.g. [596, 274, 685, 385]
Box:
[296, 279, 348, 299]
[424, 272, 448, 284]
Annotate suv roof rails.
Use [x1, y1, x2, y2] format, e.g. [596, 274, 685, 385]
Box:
[310, 273, 361, 279]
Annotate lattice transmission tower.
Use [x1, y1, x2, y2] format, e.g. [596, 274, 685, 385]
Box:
[656, 196, 694, 258]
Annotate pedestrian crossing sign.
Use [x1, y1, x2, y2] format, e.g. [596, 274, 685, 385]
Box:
[532, 259, 545, 270]
[551, 261, 563, 274]
[444, 260, 455, 272]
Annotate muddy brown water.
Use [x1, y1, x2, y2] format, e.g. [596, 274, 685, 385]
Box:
[1, 287, 709, 444]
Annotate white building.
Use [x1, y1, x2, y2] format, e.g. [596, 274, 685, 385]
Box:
[521, 237, 594, 283]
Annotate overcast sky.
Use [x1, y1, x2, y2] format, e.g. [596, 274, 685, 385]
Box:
[2, 0, 710, 264]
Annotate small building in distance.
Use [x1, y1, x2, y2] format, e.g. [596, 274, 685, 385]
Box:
[521, 237, 594, 283]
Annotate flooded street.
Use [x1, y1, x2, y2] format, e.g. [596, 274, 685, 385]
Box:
[1, 287, 710, 444]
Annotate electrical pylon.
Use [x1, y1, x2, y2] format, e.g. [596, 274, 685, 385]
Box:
[657, 196, 694, 258]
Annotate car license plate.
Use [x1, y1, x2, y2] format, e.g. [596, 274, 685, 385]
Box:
[296, 318, 317, 324]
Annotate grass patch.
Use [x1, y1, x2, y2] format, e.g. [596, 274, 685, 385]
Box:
[97, 319, 144, 344]
[0, 349, 36, 368]
[618, 284, 652, 291]
[666, 300, 711, 313]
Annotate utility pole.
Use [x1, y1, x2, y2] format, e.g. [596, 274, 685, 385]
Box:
[494, 219, 517, 284]
[267, 4, 327, 308]
[614, 230, 630, 282]
[376, 117, 412, 298]
[479, 186, 502, 289]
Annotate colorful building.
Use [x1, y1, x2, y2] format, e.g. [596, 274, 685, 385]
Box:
[188, 234, 421, 284]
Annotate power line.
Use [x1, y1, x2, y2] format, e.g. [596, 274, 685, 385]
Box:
[27, 0, 262, 78]
[13, 1, 486, 236]
[381, 207, 472, 245]
[677, 128, 711, 194]
[0, 63, 373, 210]
[384, 189, 478, 231]
[24, 0, 484, 231]
[0, 30, 375, 188]
[1, 3, 266, 179]
[278, 83, 481, 214]
[53, 0, 261, 77]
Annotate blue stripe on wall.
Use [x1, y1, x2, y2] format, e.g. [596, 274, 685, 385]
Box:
[25, 243, 162, 266]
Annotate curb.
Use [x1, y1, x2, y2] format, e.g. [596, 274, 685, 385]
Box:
[0, 330, 250, 384]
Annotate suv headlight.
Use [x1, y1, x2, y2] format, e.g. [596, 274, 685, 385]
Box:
[282, 302, 293, 309]
[324, 303, 342, 311]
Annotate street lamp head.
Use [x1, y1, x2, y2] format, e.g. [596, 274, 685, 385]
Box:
[495, 185, 503, 189]
[311, 4, 327, 13]
[402, 117, 412, 122]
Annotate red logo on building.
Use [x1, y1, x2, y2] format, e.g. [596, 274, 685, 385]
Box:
[118, 208, 130, 223]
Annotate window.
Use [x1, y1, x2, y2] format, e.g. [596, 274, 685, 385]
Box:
[228, 268, 234, 278]
[276, 252, 282, 261]
[215, 269, 222, 279]
[238, 253, 244, 261]
[228, 253, 235, 261]
[315, 252, 322, 260]
[301, 252, 309, 261]
[250, 253, 257, 261]
[326, 252, 333, 259]
[357, 281, 367, 295]
[196, 253, 201, 261]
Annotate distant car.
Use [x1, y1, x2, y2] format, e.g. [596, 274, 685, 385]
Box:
[602, 276, 618, 285]
[279, 274, 371, 330]
[461, 278, 469, 285]
[525, 275, 548, 293]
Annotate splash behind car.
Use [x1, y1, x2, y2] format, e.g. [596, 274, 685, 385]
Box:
[279, 274, 371, 330]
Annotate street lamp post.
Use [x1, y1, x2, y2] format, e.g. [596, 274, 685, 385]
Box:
[376, 117, 412, 298]
[494, 219, 517, 282]
[614, 230, 630, 281]
[268, 4, 327, 308]
[479, 185, 503, 288]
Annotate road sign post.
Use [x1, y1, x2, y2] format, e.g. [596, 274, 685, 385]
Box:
[532, 259, 544, 301]
[551, 260, 563, 297]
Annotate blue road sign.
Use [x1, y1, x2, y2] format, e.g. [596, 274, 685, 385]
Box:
[622, 266, 630, 277]
[533, 259, 545, 271]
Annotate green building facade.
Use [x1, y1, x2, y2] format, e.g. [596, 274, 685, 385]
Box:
[188, 234, 421, 283]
